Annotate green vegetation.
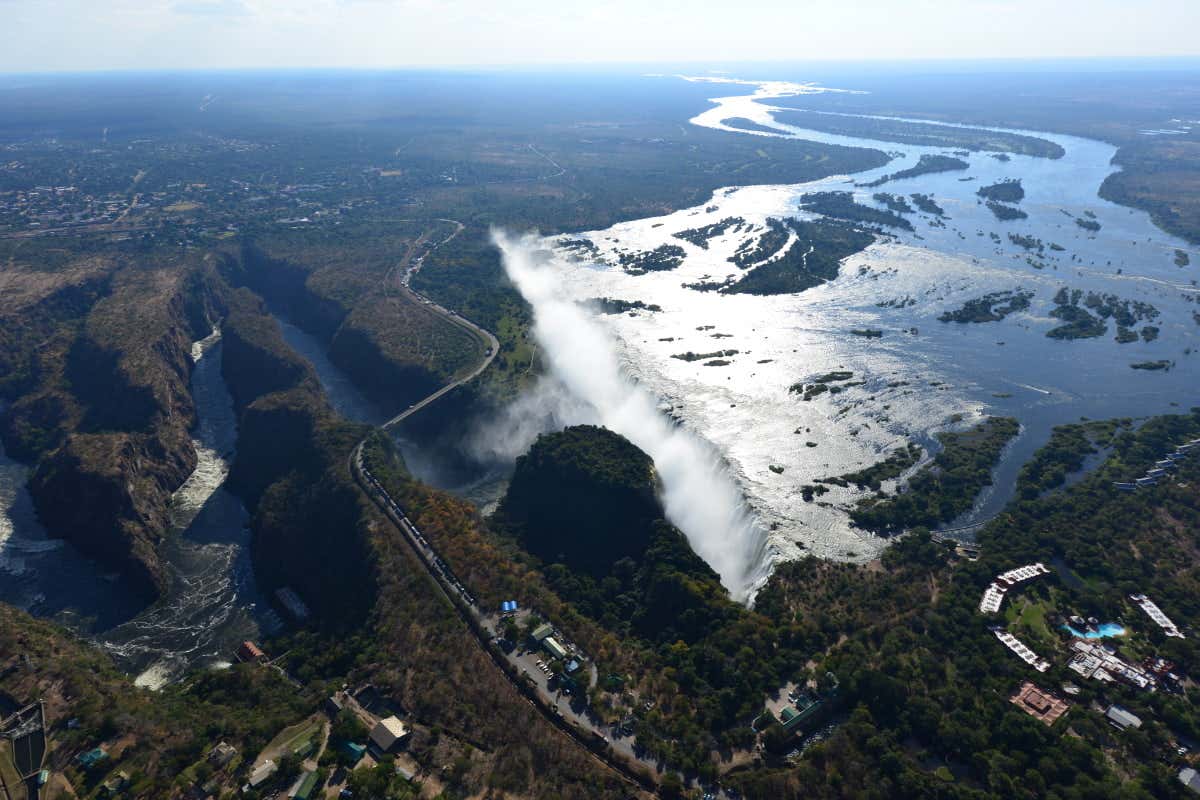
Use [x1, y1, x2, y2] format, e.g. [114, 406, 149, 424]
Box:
[672, 349, 739, 362]
[1076, 217, 1102, 232]
[1008, 232, 1045, 252]
[985, 201, 1028, 221]
[977, 178, 1025, 203]
[722, 220, 875, 296]
[789, 371, 857, 401]
[771, 108, 1065, 158]
[743, 409, 1200, 800]
[817, 443, 924, 491]
[1046, 287, 1159, 341]
[0, 604, 312, 798]
[909, 193, 945, 216]
[851, 417, 1020, 532]
[588, 297, 661, 314]
[1131, 360, 1172, 370]
[1047, 303, 1107, 339]
[938, 289, 1033, 323]
[872, 193, 913, 214]
[617, 243, 686, 274]
[1175, 249, 1190, 267]
[862, 154, 969, 187]
[1100, 139, 1200, 244]
[799, 192, 914, 231]
[673, 217, 747, 248]
[1015, 419, 1129, 498]
[729, 218, 793, 268]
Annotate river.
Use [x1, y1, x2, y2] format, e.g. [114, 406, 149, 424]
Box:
[0, 329, 273, 689]
[507, 75, 1200, 582]
[2, 73, 1196, 668]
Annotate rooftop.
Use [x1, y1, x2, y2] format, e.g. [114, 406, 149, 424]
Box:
[1010, 682, 1070, 726]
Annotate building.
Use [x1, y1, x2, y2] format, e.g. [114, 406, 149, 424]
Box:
[996, 563, 1051, 587]
[208, 741, 237, 767]
[247, 759, 277, 789]
[1009, 682, 1070, 726]
[500, 600, 519, 615]
[369, 716, 409, 752]
[979, 583, 1006, 614]
[76, 747, 108, 768]
[1068, 640, 1155, 690]
[994, 630, 1051, 672]
[778, 693, 826, 735]
[100, 771, 130, 796]
[1105, 704, 1142, 731]
[288, 770, 319, 800]
[530, 623, 554, 642]
[238, 641, 265, 662]
[542, 636, 568, 660]
[1130, 593, 1185, 638]
[1179, 767, 1200, 795]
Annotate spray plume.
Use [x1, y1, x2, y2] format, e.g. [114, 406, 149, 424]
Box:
[490, 229, 770, 601]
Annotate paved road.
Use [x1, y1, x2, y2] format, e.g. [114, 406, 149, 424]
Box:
[346, 222, 733, 799]
[343, 223, 678, 796]
[380, 220, 498, 432]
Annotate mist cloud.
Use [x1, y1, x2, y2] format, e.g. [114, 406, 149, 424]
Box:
[491, 229, 770, 601]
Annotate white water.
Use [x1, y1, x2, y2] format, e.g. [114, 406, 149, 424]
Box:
[494, 230, 772, 600]
[488, 75, 1200, 585]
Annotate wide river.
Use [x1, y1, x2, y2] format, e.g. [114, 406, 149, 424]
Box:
[0, 75, 1196, 671]
[517, 76, 1200, 588]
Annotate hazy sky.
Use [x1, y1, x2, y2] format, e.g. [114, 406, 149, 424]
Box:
[3, 0, 1198, 72]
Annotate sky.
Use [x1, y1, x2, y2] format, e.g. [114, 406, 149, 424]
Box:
[2, 0, 1198, 73]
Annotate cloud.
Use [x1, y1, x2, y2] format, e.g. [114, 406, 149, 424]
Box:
[171, 0, 250, 17]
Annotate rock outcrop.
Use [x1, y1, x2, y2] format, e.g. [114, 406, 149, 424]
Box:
[4, 252, 227, 602]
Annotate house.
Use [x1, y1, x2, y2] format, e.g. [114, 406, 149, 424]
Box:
[1180, 767, 1200, 795]
[778, 693, 826, 735]
[1009, 682, 1070, 726]
[325, 693, 345, 717]
[247, 759, 278, 789]
[369, 716, 409, 752]
[530, 623, 554, 642]
[542, 636, 568, 660]
[100, 770, 130, 796]
[76, 747, 108, 768]
[238, 641, 265, 662]
[208, 741, 237, 767]
[1105, 704, 1142, 731]
[288, 770, 319, 800]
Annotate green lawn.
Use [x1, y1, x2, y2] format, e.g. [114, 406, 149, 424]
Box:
[257, 717, 324, 764]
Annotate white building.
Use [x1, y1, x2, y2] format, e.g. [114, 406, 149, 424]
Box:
[370, 716, 410, 752]
[1130, 593, 1185, 638]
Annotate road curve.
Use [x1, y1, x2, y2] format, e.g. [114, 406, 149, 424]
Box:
[344, 223, 664, 797]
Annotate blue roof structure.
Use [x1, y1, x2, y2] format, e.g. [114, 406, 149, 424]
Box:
[76, 747, 108, 767]
[500, 600, 518, 613]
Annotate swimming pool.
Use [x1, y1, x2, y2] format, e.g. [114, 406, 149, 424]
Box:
[1062, 622, 1126, 639]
